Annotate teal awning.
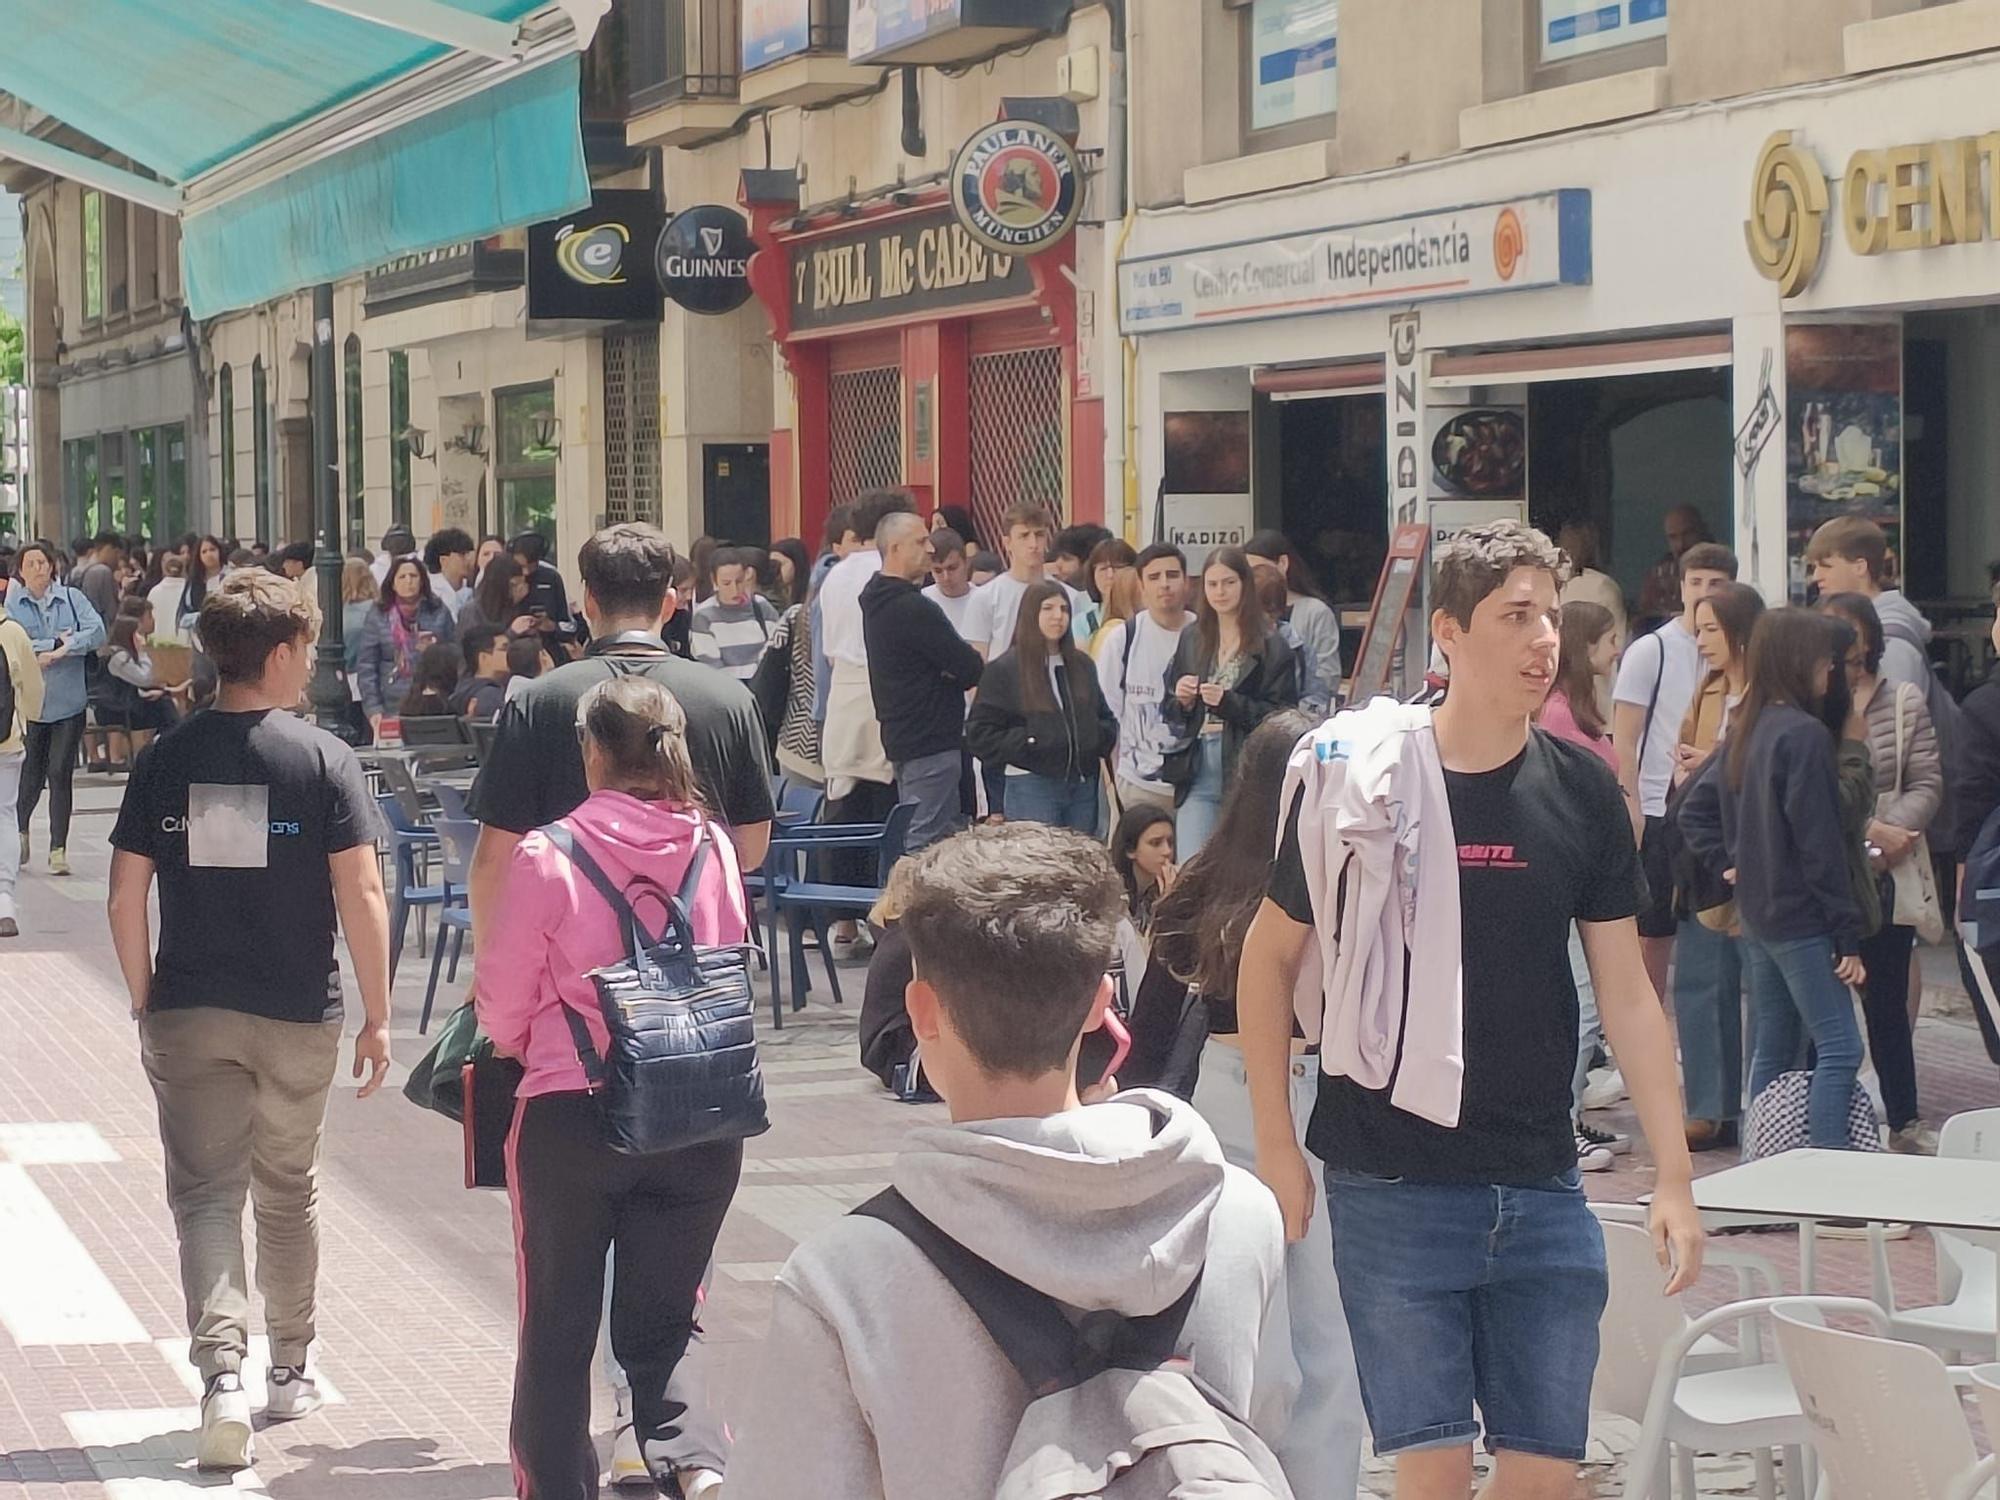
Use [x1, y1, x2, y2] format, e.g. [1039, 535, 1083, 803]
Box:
[0, 0, 598, 316]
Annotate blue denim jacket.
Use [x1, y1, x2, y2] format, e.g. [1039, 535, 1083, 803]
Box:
[7, 585, 105, 723]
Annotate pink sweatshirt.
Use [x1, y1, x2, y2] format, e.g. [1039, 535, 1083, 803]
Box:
[476, 789, 749, 1098]
[1539, 689, 1619, 773]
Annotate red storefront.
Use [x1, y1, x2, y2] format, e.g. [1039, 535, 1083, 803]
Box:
[741, 178, 1101, 549]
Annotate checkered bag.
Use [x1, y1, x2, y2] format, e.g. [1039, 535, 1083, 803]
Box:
[1742, 1069, 1883, 1159]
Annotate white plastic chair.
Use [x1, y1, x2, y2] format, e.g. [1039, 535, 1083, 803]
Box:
[1965, 1366, 2000, 1500]
[1869, 1107, 2000, 1362]
[1770, 1302, 1997, 1500]
[1598, 1220, 1879, 1500]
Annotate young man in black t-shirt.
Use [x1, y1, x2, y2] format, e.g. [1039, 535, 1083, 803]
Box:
[1237, 522, 1701, 1500]
[108, 571, 392, 1473]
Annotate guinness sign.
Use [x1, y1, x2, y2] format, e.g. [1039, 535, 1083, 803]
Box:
[656, 205, 755, 316]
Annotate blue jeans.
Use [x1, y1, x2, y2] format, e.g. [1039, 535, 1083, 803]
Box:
[1569, 924, 1597, 1115]
[1673, 918, 1745, 1124]
[1175, 735, 1225, 858]
[1193, 1044, 1365, 1497]
[894, 749, 964, 853]
[1742, 930, 1865, 1149]
[1325, 1168, 1607, 1461]
[1005, 772, 1099, 835]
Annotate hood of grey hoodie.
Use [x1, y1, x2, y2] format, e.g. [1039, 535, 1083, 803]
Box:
[892, 1090, 1226, 1317]
[1874, 588, 1933, 646]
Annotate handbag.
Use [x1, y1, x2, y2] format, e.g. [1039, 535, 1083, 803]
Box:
[1742, 1069, 1883, 1159]
[543, 819, 769, 1155]
[402, 999, 522, 1189]
[1886, 683, 1946, 944]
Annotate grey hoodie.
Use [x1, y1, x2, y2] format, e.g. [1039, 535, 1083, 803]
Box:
[726, 1091, 1283, 1500]
[1872, 588, 1933, 694]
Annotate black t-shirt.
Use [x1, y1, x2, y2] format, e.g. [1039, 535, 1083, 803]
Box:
[1271, 730, 1639, 1184]
[110, 708, 383, 1023]
[450, 676, 506, 721]
[467, 638, 776, 835]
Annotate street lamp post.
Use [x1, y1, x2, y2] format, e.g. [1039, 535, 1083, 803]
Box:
[307, 282, 352, 739]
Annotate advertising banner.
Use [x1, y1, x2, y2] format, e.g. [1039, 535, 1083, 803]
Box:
[1786, 320, 1903, 600]
[743, 0, 811, 71]
[1541, 0, 1667, 64]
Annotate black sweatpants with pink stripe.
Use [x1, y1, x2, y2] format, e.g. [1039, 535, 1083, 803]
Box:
[507, 1092, 743, 1500]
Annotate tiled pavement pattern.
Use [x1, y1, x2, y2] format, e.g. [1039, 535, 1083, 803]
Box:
[1, 781, 1995, 1498]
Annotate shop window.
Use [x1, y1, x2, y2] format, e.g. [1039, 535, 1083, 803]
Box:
[827, 366, 904, 511]
[81, 191, 105, 323]
[389, 349, 412, 527]
[496, 383, 559, 545]
[252, 357, 272, 543]
[162, 423, 188, 540]
[136, 426, 158, 539]
[1241, 0, 1337, 152]
[343, 336, 366, 549]
[64, 437, 100, 537]
[603, 333, 661, 527]
[219, 364, 236, 537]
[102, 431, 127, 534]
[1531, 0, 1667, 87]
[968, 346, 1066, 547]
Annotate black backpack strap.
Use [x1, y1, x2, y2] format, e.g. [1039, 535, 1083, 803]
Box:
[1634, 624, 1670, 777]
[541, 824, 618, 1087]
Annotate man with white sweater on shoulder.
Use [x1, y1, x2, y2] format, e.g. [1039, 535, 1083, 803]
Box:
[1236, 521, 1702, 1500]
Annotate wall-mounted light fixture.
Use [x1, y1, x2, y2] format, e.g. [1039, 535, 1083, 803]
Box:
[398, 424, 432, 461]
[449, 421, 489, 459]
[529, 412, 561, 449]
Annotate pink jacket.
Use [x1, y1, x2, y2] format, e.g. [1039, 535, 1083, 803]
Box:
[476, 789, 749, 1098]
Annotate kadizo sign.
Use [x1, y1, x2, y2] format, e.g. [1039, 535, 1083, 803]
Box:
[1749, 127, 2000, 296]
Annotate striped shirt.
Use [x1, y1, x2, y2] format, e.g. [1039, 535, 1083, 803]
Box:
[691, 594, 778, 682]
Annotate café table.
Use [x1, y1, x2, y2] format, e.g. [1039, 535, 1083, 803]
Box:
[1686, 1149, 2000, 1322]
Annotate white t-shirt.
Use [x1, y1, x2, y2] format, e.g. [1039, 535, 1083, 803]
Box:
[817, 548, 883, 668]
[1098, 611, 1194, 792]
[1612, 616, 1703, 818]
[922, 583, 982, 642]
[429, 572, 472, 618]
[965, 572, 1091, 657]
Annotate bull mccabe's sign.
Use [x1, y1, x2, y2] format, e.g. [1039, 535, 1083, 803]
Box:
[788, 207, 1033, 334]
[1749, 127, 2000, 296]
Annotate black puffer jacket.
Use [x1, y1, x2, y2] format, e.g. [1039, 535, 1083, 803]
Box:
[965, 647, 1117, 782]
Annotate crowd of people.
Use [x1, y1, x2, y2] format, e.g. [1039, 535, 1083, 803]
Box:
[59, 492, 2000, 1499]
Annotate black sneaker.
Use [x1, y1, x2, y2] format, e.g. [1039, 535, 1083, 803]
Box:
[1576, 1120, 1631, 1156]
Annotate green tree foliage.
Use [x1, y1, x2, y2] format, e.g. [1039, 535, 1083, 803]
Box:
[0, 308, 23, 387]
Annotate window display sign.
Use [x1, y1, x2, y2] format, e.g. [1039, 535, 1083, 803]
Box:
[1162, 410, 1251, 573]
[1541, 0, 1667, 64]
[1119, 192, 1591, 335]
[1785, 321, 1903, 601]
[1251, 0, 1338, 132]
[743, 0, 811, 71]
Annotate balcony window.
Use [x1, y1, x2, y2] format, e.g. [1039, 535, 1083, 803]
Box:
[1537, 0, 1667, 66]
[81, 191, 104, 323]
[742, 0, 847, 72]
[1249, 0, 1338, 133]
[629, 0, 739, 106]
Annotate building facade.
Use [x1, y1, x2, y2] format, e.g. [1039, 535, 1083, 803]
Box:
[1125, 0, 2000, 685]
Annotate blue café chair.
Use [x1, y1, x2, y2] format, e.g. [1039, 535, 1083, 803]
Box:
[420, 818, 481, 1035]
[765, 801, 915, 1023]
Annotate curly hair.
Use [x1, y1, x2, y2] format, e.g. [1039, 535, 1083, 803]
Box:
[1431, 520, 1569, 629]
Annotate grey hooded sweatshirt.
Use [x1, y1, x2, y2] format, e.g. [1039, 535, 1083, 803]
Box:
[726, 1091, 1284, 1500]
[1873, 587, 1933, 694]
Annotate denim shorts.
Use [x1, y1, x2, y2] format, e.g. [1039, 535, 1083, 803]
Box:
[1325, 1166, 1608, 1461]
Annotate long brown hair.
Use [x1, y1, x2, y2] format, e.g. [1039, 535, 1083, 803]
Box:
[1552, 600, 1613, 739]
[1727, 607, 1833, 790]
[1151, 709, 1316, 999]
[578, 676, 702, 806]
[1193, 546, 1270, 675]
[1013, 579, 1087, 714]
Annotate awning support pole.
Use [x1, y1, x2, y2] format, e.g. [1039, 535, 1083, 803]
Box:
[307, 283, 355, 741]
[0, 125, 180, 214]
[296, 0, 523, 60]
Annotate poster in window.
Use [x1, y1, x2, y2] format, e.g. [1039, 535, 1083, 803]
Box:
[1250, 0, 1338, 132]
[1162, 411, 1252, 572]
[1541, 0, 1667, 64]
[743, 0, 811, 71]
[1785, 321, 1902, 602]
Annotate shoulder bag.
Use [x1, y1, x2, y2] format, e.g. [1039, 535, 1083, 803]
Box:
[543, 819, 769, 1154]
[1887, 682, 1946, 944]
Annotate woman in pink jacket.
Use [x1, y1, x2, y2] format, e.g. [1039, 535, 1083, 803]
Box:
[478, 676, 747, 1500]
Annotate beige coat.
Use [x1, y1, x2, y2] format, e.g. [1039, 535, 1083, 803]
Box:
[0, 616, 46, 755]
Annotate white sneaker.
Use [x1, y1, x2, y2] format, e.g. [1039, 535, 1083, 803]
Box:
[677, 1469, 725, 1500]
[1889, 1122, 1940, 1156]
[264, 1365, 324, 1422]
[1574, 1133, 1614, 1173]
[197, 1373, 254, 1471]
[1576, 1120, 1631, 1156]
[1580, 1067, 1627, 1112]
[608, 1423, 650, 1489]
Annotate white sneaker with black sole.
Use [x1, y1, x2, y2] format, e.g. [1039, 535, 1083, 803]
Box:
[197, 1372, 254, 1471]
[1576, 1120, 1631, 1156]
[1573, 1132, 1614, 1172]
[264, 1365, 324, 1422]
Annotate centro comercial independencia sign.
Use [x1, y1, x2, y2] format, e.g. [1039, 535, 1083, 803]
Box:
[1748, 127, 2000, 296]
[1117, 191, 1593, 336]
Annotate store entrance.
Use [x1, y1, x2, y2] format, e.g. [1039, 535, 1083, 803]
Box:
[1257, 391, 1388, 657]
[1526, 367, 1733, 634]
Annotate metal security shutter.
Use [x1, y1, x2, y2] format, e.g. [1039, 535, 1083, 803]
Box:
[968, 343, 1065, 545]
[827, 365, 903, 506]
[603, 331, 662, 526]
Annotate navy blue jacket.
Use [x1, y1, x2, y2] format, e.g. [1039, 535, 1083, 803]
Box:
[1678, 703, 1865, 955]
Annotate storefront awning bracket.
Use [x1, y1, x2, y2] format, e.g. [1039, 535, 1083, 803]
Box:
[0, 123, 181, 214]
